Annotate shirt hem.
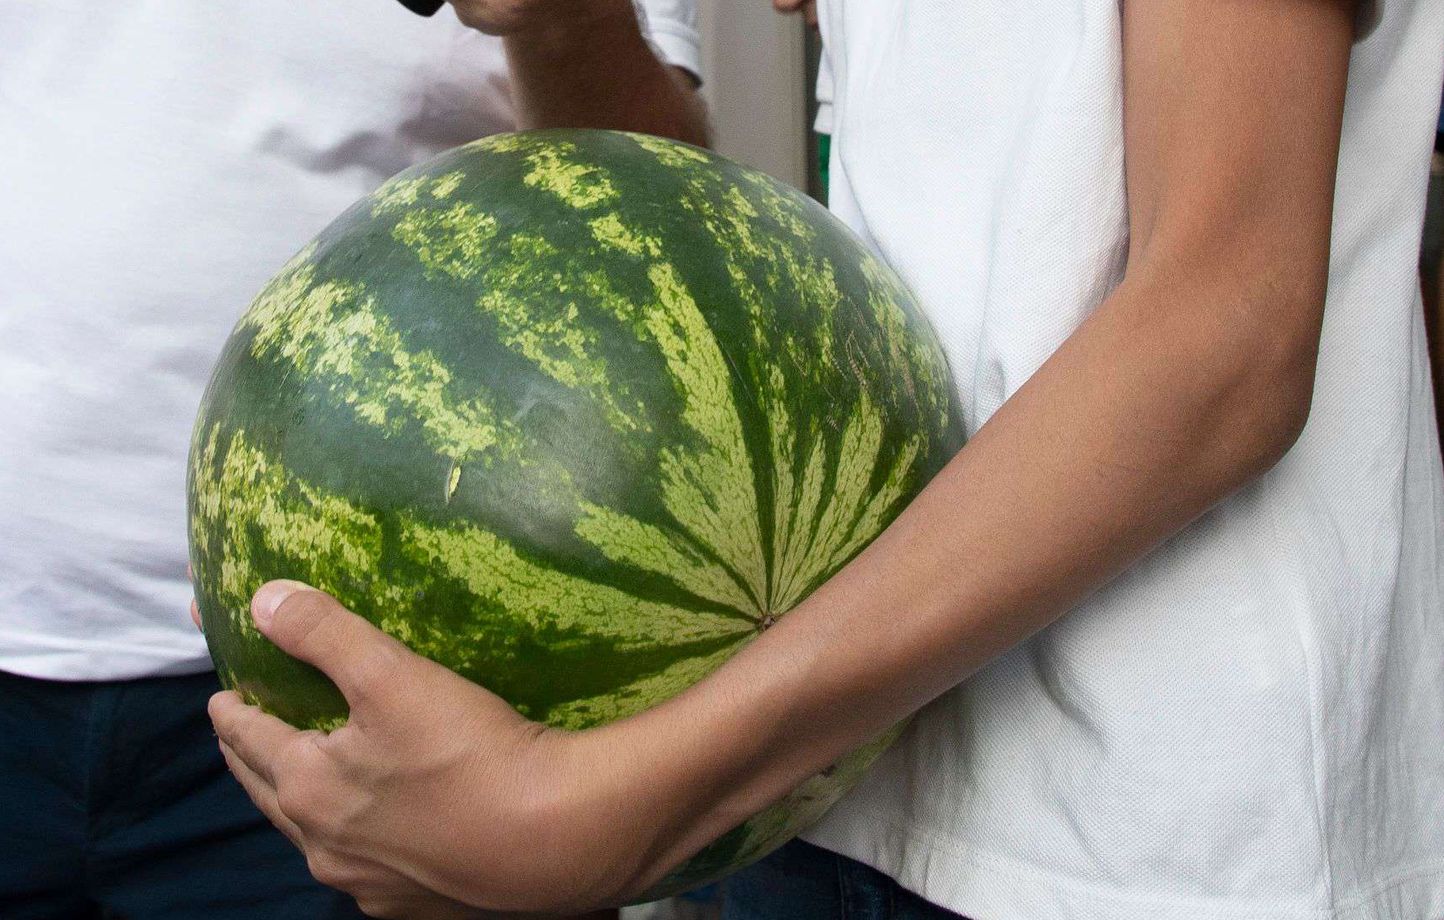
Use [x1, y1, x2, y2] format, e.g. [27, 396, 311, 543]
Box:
[803, 806, 1444, 920]
[0, 641, 214, 682]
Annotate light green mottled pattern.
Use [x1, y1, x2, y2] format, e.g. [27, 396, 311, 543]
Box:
[823, 435, 922, 576]
[769, 424, 832, 614]
[860, 253, 953, 432]
[575, 504, 756, 614]
[672, 169, 842, 383]
[190, 425, 263, 640]
[484, 168, 770, 614]
[739, 171, 817, 244]
[480, 292, 589, 388]
[370, 175, 428, 214]
[194, 424, 753, 729]
[393, 202, 498, 280]
[242, 136, 943, 634]
[589, 213, 661, 257]
[474, 234, 648, 435]
[672, 168, 889, 612]
[191, 426, 384, 640]
[770, 398, 921, 614]
[631, 133, 711, 169]
[636, 150, 884, 616]
[242, 255, 501, 464]
[430, 171, 464, 199]
[401, 518, 748, 650]
[372, 171, 469, 217]
[462, 136, 923, 622]
[642, 263, 768, 606]
[468, 133, 531, 155]
[791, 395, 887, 599]
[545, 640, 746, 728]
[523, 142, 617, 209]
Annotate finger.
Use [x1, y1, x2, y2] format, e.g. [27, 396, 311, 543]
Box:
[208, 690, 306, 787]
[190, 597, 202, 631]
[219, 739, 306, 849]
[356, 890, 490, 920]
[251, 581, 414, 711]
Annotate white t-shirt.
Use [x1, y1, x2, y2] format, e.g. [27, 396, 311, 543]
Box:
[804, 3, 1444, 920]
[0, 0, 699, 681]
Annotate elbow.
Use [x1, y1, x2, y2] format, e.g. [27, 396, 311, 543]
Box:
[1211, 295, 1321, 482]
[1125, 216, 1331, 487]
[1237, 357, 1315, 477]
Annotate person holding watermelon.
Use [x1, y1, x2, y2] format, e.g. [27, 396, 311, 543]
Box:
[203, 0, 1444, 919]
[0, 2, 704, 918]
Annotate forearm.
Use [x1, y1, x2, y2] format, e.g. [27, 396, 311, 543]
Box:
[605, 265, 1321, 881]
[502, 1, 708, 146]
[578, 2, 1357, 886]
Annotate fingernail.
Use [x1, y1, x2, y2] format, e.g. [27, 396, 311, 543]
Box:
[252, 579, 311, 630]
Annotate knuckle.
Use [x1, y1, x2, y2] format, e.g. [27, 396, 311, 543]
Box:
[304, 851, 351, 890]
[275, 772, 326, 826]
[353, 897, 401, 919]
[347, 644, 406, 702]
[276, 590, 341, 646]
[278, 740, 348, 833]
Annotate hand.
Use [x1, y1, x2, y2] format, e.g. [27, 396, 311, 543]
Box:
[205, 581, 659, 917]
[446, 0, 634, 36]
[772, 0, 818, 28]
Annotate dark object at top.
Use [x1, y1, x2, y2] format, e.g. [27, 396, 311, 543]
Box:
[396, 0, 446, 16]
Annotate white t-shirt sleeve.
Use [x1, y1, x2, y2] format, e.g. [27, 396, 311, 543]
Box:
[634, 0, 702, 81]
[814, 44, 834, 134]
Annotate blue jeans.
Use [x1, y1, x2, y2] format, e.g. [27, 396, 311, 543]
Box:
[0, 669, 366, 920]
[722, 840, 966, 920]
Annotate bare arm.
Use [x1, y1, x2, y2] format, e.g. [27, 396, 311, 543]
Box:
[449, 0, 708, 145]
[604, 0, 1358, 882]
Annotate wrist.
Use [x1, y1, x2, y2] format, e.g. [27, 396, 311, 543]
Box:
[533, 725, 663, 906]
[605, 619, 833, 871]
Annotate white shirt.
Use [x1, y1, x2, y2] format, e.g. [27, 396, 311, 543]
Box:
[804, 3, 1444, 920]
[0, 0, 699, 681]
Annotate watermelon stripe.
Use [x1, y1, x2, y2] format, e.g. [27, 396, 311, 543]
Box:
[575, 503, 759, 615]
[522, 141, 619, 209]
[543, 639, 747, 729]
[244, 252, 504, 465]
[401, 517, 750, 646]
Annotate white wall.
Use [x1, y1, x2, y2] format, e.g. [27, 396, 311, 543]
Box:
[695, 0, 808, 189]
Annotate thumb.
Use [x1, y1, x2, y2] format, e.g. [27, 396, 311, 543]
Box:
[252, 580, 414, 712]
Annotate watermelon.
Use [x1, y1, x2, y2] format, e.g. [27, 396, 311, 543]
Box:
[187, 129, 964, 899]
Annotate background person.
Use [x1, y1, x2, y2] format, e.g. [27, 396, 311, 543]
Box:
[0, 1, 702, 917]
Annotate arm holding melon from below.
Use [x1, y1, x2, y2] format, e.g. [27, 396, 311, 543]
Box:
[445, 0, 708, 146]
[557, 0, 1357, 890]
[207, 0, 1354, 911]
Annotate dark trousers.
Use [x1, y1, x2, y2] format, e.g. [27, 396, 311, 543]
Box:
[722, 839, 966, 920]
[0, 669, 367, 920]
